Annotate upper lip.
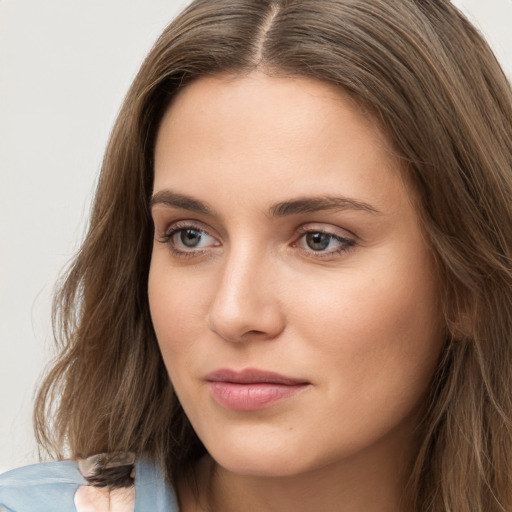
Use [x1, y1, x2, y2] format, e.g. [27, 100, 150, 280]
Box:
[205, 368, 308, 385]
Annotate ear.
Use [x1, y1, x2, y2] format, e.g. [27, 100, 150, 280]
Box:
[446, 305, 474, 341]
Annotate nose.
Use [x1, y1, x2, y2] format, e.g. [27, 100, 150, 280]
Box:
[206, 250, 286, 343]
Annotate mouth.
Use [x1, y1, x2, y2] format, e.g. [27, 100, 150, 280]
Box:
[205, 368, 310, 411]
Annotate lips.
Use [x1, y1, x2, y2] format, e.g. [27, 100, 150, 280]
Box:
[205, 368, 310, 411]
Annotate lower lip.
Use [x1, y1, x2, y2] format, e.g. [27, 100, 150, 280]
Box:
[208, 382, 308, 411]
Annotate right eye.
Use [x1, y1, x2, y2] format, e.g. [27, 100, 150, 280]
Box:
[173, 228, 208, 248]
[159, 222, 220, 257]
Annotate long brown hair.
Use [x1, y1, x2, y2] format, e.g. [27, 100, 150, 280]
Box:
[34, 0, 512, 510]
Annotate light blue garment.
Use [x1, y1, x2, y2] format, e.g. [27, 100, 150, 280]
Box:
[0, 457, 179, 511]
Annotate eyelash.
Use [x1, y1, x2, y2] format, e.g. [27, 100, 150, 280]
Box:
[158, 222, 355, 260]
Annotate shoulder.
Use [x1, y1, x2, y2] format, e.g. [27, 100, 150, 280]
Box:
[0, 456, 179, 512]
[0, 460, 84, 511]
[132, 457, 180, 512]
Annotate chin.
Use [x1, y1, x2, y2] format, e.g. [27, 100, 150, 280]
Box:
[203, 432, 334, 479]
[214, 455, 310, 479]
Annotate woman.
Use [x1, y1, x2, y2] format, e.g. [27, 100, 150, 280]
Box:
[1, 0, 511, 511]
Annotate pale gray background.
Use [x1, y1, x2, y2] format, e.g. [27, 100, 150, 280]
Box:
[1, 0, 511, 473]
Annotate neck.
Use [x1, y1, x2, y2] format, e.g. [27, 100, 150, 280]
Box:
[183, 423, 418, 512]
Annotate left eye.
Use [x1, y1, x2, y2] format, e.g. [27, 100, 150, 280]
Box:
[298, 231, 352, 253]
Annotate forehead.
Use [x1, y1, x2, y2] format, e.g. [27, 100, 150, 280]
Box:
[157, 72, 389, 153]
[153, 72, 409, 217]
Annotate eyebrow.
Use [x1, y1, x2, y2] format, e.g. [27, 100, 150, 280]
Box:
[269, 196, 381, 216]
[150, 190, 211, 215]
[149, 190, 381, 217]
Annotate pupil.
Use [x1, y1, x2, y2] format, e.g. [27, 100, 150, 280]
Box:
[306, 232, 330, 251]
[180, 229, 202, 248]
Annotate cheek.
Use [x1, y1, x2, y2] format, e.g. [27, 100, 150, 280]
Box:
[148, 257, 211, 364]
[291, 254, 443, 409]
[148, 258, 224, 424]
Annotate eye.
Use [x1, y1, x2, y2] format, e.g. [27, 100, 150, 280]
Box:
[174, 228, 209, 249]
[304, 232, 335, 251]
[159, 222, 220, 256]
[295, 228, 354, 257]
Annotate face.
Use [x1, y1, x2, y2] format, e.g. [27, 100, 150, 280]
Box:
[149, 72, 444, 478]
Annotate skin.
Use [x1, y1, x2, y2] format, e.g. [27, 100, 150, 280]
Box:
[148, 72, 445, 512]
